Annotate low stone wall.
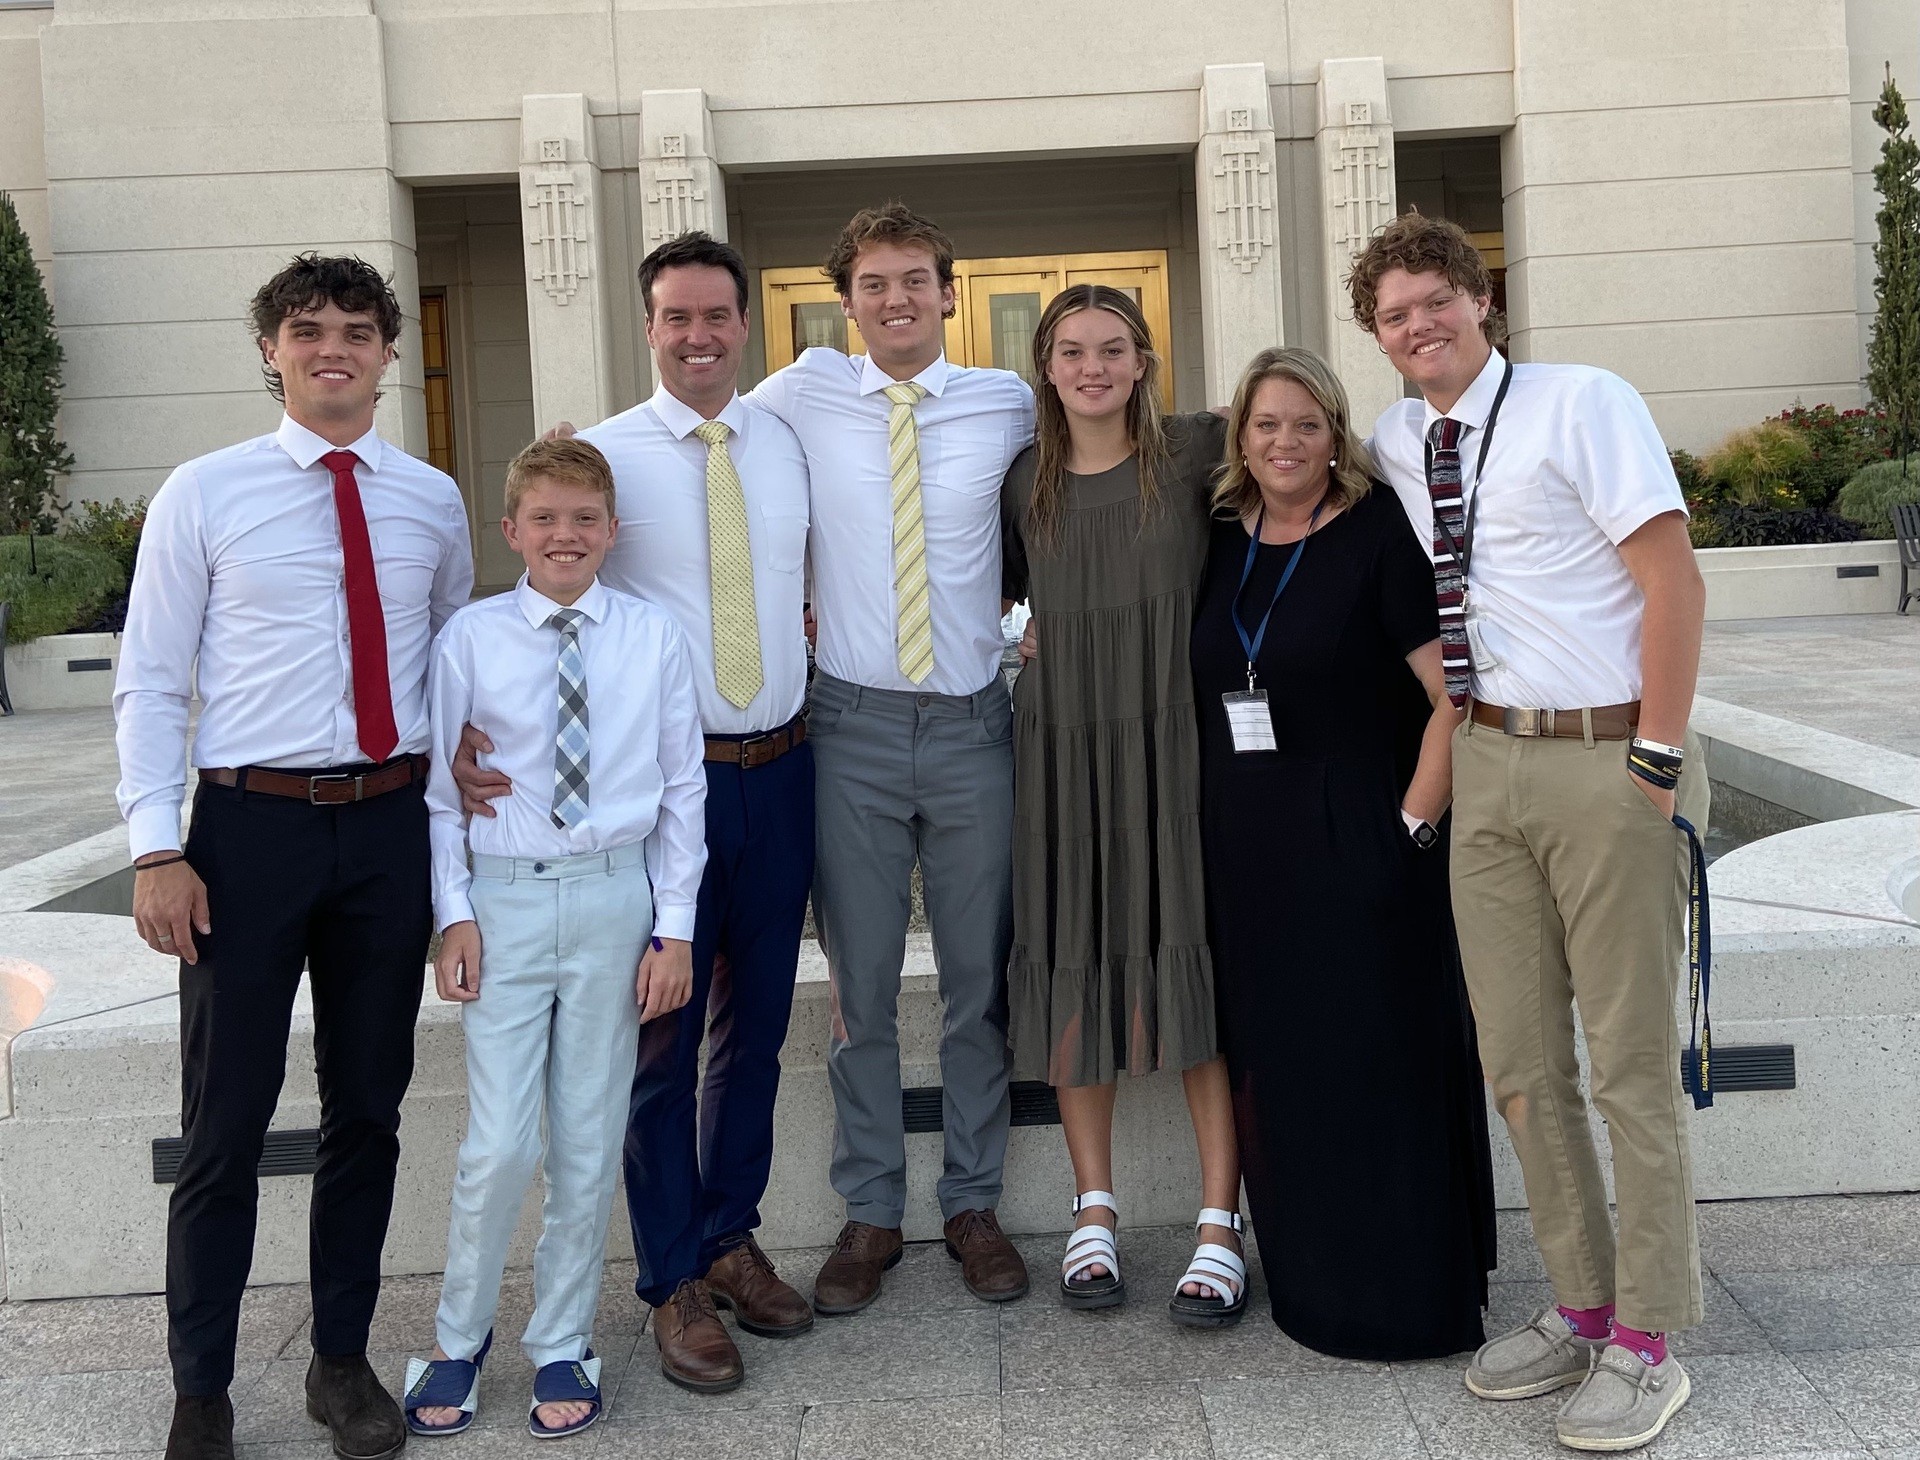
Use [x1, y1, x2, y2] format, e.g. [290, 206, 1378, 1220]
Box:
[1699, 539, 1903, 621]
[3, 631, 121, 711]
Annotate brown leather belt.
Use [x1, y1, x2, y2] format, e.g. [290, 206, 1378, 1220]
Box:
[1469, 700, 1641, 741]
[199, 754, 430, 804]
[703, 717, 807, 770]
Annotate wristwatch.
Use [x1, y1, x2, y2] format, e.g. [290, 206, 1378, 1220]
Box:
[1400, 807, 1440, 850]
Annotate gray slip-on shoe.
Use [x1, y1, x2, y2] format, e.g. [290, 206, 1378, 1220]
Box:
[1465, 1307, 1607, 1400]
[1555, 1345, 1691, 1452]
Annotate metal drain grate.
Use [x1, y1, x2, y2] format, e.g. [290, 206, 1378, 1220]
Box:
[152, 1128, 321, 1183]
[902, 1081, 1060, 1134]
[1684, 1043, 1796, 1095]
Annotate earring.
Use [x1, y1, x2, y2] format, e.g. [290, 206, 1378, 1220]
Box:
[1329, 456, 1337, 467]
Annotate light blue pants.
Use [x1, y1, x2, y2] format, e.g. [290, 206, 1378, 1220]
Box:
[434, 845, 650, 1367]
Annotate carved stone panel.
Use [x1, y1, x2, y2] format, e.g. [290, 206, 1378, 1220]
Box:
[525, 138, 591, 306]
[1209, 126, 1275, 275]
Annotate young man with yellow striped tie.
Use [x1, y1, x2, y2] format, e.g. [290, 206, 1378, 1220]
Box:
[749, 204, 1037, 1314]
[453, 233, 817, 1393]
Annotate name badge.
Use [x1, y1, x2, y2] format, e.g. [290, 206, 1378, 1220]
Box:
[1222, 690, 1277, 754]
[1464, 609, 1500, 673]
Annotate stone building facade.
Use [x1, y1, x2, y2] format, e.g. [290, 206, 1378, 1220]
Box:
[0, 0, 1913, 590]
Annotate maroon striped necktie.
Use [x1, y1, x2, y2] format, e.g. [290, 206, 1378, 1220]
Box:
[1424, 418, 1471, 709]
[321, 449, 400, 763]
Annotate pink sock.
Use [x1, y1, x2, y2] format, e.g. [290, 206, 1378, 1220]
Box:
[1557, 1303, 1614, 1340]
[1612, 1324, 1668, 1365]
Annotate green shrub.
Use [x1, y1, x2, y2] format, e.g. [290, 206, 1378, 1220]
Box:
[62, 496, 146, 578]
[1690, 505, 1864, 549]
[0, 534, 125, 643]
[1837, 457, 1920, 537]
[1700, 421, 1816, 509]
[1774, 404, 1892, 509]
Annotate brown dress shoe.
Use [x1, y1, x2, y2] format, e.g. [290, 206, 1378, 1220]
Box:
[706, 1236, 814, 1338]
[811, 1220, 904, 1316]
[944, 1208, 1030, 1303]
[653, 1279, 744, 1394]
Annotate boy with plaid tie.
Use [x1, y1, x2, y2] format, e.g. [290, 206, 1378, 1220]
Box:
[407, 438, 707, 1440]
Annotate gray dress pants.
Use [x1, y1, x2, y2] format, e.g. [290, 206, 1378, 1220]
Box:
[807, 670, 1015, 1227]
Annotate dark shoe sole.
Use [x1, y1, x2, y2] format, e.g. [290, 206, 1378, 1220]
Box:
[657, 1359, 745, 1395]
[304, 1401, 407, 1460]
[1166, 1297, 1248, 1330]
[1060, 1276, 1126, 1311]
[944, 1240, 1031, 1303]
[811, 1246, 904, 1316]
[709, 1288, 816, 1339]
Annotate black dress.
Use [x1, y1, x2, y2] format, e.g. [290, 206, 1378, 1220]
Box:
[1192, 486, 1496, 1361]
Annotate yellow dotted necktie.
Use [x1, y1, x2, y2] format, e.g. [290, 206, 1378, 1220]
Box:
[693, 419, 764, 708]
[884, 381, 934, 684]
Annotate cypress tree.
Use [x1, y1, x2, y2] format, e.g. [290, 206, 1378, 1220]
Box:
[1869, 66, 1920, 470]
[0, 191, 74, 536]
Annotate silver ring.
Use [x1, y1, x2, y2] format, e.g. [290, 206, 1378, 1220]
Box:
[158, 935, 174, 945]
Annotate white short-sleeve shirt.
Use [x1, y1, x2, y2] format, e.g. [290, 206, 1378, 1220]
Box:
[1369, 350, 1686, 710]
[750, 349, 1035, 697]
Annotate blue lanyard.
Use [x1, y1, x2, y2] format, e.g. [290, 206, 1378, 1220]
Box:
[1232, 498, 1324, 682]
[1673, 813, 1714, 1110]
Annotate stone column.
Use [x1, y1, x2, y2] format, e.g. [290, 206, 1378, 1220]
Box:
[1316, 57, 1403, 434]
[640, 88, 729, 247]
[520, 92, 614, 430]
[1195, 63, 1285, 403]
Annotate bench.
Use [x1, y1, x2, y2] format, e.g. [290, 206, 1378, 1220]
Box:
[1896, 500, 1920, 615]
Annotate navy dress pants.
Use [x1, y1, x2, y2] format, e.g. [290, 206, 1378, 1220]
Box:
[624, 740, 814, 1307]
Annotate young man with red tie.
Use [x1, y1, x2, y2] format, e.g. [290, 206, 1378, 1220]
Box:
[116, 254, 473, 1460]
[1352, 213, 1709, 1453]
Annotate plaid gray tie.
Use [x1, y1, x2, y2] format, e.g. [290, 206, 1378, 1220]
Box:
[549, 608, 589, 829]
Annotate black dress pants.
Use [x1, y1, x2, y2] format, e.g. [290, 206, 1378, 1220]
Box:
[167, 772, 431, 1395]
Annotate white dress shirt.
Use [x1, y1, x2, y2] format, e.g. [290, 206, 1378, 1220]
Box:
[424, 576, 708, 935]
[1370, 350, 1686, 710]
[115, 415, 474, 859]
[581, 384, 811, 734]
[750, 350, 1034, 696]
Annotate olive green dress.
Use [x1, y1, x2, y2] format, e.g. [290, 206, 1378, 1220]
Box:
[1001, 412, 1226, 1088]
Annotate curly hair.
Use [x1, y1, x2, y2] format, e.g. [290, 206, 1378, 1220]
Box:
[248, 253, 403, 403]
[1345, 211, 1506, 346]
[823, 202, 956, 297]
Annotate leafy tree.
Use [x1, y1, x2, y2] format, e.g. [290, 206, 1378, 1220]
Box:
[1869, 66, 1920, 469]
[0, 191, 73, 539]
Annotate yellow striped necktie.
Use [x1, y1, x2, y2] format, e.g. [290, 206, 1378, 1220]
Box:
[884, 381, 934, 684]
[693, 419, 764, 708]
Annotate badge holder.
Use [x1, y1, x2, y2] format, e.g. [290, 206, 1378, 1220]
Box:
[1225, 499, 1323, 756]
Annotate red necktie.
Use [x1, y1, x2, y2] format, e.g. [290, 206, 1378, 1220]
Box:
[322, 449, 399, 764]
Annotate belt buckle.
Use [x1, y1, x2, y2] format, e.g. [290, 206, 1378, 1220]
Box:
[1501, 706, 1541, 737]
[308, 772, 360, 804]
[738, 730, 778, 767]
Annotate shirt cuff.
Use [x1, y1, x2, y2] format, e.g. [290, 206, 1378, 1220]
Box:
[128, 803, 185, 861]
[651, 901, 697, 944]
[435, 888, 476, 934]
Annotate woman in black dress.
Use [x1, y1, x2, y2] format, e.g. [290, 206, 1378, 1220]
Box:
[1193, 346, 1495, 1360]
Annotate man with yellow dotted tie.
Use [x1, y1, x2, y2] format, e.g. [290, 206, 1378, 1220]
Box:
[750, 204, 1036, 1315]
[455, 233, 814, 1394]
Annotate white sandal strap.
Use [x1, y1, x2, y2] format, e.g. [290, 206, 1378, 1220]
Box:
[1072, 1190, 1119, 1217]
[1195, 1207, 1244, 1235]
[1178, 1242, 1247, 1300]
[1062, 1224, 1120, 1285]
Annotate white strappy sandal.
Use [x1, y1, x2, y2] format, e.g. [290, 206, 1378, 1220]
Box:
[1059, 1190, 1125, 1310]
[1168, 1207, 1248, 1328]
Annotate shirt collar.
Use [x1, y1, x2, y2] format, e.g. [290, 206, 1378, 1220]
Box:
[858, 352, 949, 399]
[276, 413, 384, 472]
[1421, 348, 1508, 435]
[514, 573, 609, 629]
[648, 383, 748, 442]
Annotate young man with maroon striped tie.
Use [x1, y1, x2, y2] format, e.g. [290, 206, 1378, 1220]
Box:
[1352, 213, 1709, 1454]
[116, 255, 473, 1460]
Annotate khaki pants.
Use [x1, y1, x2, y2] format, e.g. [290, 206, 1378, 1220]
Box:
[1450, 717, 1709, 1333]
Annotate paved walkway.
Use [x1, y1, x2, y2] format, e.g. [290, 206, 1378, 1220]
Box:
[1700, 613, 1920, 758]
[1, 1194, 1916, 1459]
[0, 706, 122, 872]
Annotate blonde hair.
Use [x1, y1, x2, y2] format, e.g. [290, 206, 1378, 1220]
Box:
[504, 437, 617, 519]
[1212, 347, 1374, 521]
[1026, 284, 1172, 552]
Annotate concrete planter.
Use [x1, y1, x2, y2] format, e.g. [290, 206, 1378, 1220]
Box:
[1699, 539, 1902, 620]
[2, 631, 120, 712]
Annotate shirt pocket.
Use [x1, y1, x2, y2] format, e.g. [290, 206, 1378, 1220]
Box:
[924, 425, 1010, 499]
[371, 524, 442, 610]
[759, 507, 809, 574]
